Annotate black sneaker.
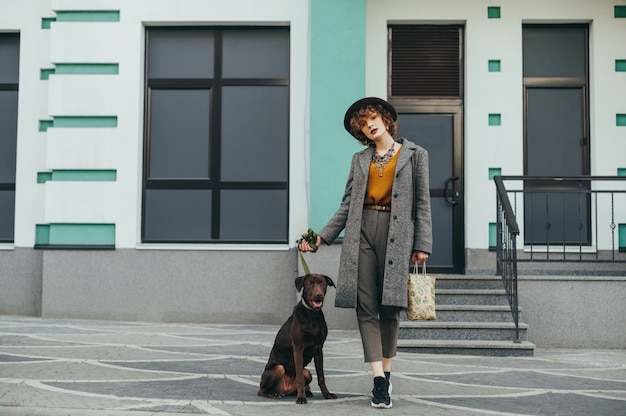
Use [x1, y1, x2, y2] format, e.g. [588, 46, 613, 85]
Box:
[371, 376, 392, 409]
[371, 375, 392, 396]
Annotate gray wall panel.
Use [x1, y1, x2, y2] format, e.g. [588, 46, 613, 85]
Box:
[0, 248, 42, 316]
[41, 249, 298, 324]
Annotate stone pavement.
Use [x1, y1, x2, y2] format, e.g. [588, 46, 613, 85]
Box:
[0, 317, 625, 416]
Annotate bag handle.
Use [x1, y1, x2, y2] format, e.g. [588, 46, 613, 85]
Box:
[413, 261, 427, 275]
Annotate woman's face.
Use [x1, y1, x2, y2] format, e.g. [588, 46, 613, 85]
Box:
[360, 112, 389, 141]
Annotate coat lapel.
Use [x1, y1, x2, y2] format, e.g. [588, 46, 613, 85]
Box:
[358, 147, 374, 177]
[395, 138, 416, 175]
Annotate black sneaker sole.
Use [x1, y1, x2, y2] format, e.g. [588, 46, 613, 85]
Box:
[371, 399, 393, 409]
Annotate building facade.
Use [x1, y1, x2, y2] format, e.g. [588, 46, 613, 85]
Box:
[1, 0, 625, 347]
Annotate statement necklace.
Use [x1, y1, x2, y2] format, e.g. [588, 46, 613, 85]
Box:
[372, 142, 396, 177]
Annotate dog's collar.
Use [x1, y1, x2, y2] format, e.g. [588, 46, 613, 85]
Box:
[301, 298, 319, 311]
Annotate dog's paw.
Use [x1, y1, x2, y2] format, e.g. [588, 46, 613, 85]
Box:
[324, 392, 338, 400]
[296, 396, 308, 404]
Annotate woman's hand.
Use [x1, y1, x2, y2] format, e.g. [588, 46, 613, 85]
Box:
[411, 250, 429, 264]
[299, 235, 323, 252]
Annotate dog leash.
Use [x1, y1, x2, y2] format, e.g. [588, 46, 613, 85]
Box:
[297, 228, 318, 275]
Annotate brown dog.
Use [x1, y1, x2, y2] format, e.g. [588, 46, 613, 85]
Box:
[258, 273, 338, 404]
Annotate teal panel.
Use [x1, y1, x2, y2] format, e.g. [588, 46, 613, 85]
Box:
[618, 168, 626, 177]
[35, 225, 50, 245]
[617, 114, 626, 126]
[489, 113, 501, 126]
[488, 7, 501, 19]
[489, 168, 502, 180]
[55, 63, 119, 75]
[39, 120, 53, 131]
[53, 116, 117, 128]
[41, 17, 56, 29]
[488, 60, 501, 72]
[50, 170, 117, 181]
[489, 223, 497, 247]
[37, 172, 53, 183]
[310, 0, 366, 232]
[620, 224, 626, 248]
[615, 6, 626, 18]
[56, 11, 120, 22]
[48, 223, 115, 245]
[40, 68, 55, 80]
[616, 60, 626, 72]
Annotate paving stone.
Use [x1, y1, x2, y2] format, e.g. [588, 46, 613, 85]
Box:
[0, 317, 625, 416]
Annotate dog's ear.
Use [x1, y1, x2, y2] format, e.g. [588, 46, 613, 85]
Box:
[294, 275, 306, 292]
[324, 275, 336, 288]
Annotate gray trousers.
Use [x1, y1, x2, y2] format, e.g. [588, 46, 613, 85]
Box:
[357, 209, 401, 363]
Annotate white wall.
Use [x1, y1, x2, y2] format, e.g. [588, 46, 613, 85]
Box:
[0, 0, 52, 248]
[7, 0, 311, 249]
[366, 0, 626, 251]
[6, 0, 623, 252]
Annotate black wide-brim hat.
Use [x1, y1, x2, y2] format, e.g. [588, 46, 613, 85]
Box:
[343, 97, 398, 137]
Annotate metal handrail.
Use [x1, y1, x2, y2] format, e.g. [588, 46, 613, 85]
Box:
[498, 175, 626, 262]
[494, 176, 520, 342]
[494, 175, 626, 343]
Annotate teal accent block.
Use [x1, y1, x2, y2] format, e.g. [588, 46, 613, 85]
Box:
[38, 170, 117, 182]
[41, 17, 56, 29]
[310, 0, 366, 232]
[53, 116, 118, 128]
[489, 113, 501, 126]
[37, 172, 53, 183]
[56, 11, 120, 22]
[40, 69, 55, 80]
[616, 60, 626, 72]
[39, 120, 53, 131]
[488, 7, 501, 19]
[620, 224, 626, 249]
[617, 114, 626, 126]
[618, 168, 626, 176]
[488, 60, 501, 72]
[36, 225, 50, 245]
[36, 223, 115, 246]
[489, 168, 502, 180]
[53, 170, 116, 181]
[55, 63, 119, 75]
[489, 223, 497, 247]
[615, 6, 626, 18]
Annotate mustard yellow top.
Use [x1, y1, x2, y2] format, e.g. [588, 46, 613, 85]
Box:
[364, 150, 399, 206]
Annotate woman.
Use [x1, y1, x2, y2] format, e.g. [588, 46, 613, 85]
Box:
[299, 97, 433, 408]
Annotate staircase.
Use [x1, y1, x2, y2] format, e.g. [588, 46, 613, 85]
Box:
[397, 274, 536, 356]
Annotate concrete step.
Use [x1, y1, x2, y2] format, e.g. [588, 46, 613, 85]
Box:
[396, 339, 536, 357]
[398, 272, 535, 357]
[435, 289, 509, 305]
[424, 304, 520, 322]
[434, 274, 503, 290]
[398, 321, 528, 342]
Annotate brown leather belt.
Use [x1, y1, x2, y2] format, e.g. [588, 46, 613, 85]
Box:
[364, 204, 391, 212]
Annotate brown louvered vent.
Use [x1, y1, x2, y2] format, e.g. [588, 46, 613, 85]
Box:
[389, 25, 462, 98]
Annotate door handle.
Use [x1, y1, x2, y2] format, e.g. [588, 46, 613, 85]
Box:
[444, 176, 460, 205]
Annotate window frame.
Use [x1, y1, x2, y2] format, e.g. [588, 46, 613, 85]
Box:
[0, 32, 19, 243]
[141, 26, 290, 244]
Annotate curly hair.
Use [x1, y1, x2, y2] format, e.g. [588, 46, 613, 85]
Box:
[348, 104, 398, 146]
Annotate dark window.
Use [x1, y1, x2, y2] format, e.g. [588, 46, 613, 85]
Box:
[523, 26, 587, 78]
[522, 24, 591, 246]
[143, 27, 289, 243]
[389, 25, 462, 98]
[0, 33, 19, 242]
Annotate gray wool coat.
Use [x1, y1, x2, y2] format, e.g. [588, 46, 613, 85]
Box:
[318, 138, 433, 309]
